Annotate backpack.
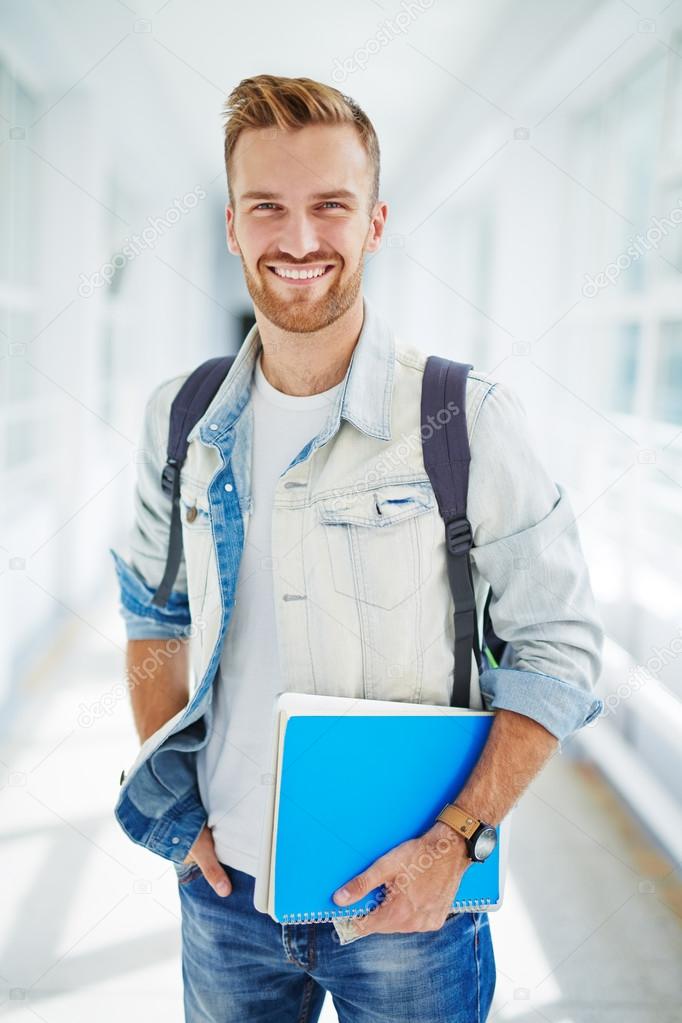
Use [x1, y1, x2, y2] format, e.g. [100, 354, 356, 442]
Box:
[150, 354, 512, 708]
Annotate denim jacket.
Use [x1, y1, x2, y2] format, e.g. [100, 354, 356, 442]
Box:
[110, 296, 604, 864]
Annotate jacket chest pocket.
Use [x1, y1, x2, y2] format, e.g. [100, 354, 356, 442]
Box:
[316, 482, 437, 611]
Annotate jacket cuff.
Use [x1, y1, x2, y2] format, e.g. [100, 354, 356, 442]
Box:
[478, 666, 604, 744]
[110, 548, 192, 640]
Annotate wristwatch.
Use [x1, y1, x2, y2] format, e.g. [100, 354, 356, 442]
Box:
[435, 802, 498, 863]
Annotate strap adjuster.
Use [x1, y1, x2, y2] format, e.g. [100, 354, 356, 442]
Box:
[161, 459, 179, 497]
[445, 517, 472, 556]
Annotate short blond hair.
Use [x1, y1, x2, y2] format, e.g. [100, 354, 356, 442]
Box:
[222, 74, 380, 216]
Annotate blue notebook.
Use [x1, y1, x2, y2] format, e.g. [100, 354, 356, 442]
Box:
[254, 692, 511, 923]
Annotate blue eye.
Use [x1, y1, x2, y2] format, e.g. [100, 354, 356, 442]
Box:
[253, 201, 345, 211]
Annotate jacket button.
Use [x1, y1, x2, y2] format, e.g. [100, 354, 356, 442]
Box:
[186, 506, 198, 523]
[119, 769, 125, 785]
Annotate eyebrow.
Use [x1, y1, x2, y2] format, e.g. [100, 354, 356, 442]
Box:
[239, 189, 359, 203]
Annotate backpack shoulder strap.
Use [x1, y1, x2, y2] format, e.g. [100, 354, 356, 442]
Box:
[151, 355, 236, 608]
[421, 356, 481, 708]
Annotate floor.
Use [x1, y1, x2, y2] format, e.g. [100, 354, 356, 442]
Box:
[0, 602, 680, 1023]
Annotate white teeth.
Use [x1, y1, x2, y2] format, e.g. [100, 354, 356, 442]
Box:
[272, 266, 329, 280]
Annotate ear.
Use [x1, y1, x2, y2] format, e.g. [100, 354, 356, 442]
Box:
[226, 203, 240, 256]
[364, 200, 389, 256]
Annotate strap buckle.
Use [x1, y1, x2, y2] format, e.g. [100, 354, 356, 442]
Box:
[445, 516, 472, 556]
[161, 459, 179, 498]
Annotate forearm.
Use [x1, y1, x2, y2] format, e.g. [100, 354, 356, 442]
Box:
[436, 708, 559, 835]
[126, 637, 191, 743]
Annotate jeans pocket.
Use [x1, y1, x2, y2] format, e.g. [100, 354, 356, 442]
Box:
[174, 860, 203, 886]
[443, 909, 475, 930]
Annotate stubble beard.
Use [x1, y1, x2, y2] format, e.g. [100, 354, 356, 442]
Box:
[240, 253, 364, 335]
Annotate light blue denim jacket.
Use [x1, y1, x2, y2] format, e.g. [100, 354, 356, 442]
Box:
[111, 296, 604, 864]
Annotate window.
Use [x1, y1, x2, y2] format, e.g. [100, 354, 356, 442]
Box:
[654, 322, 682, 424]
[0, 58, 40, 473]
[609, 323, 640, 415]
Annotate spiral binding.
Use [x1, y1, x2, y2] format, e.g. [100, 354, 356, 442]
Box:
[281, 897, 494, 923]
[454, 898, 494, 911]
[281, 907, 369, 923]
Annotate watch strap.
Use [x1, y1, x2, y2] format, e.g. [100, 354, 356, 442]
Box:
[435, 802, 481, 839]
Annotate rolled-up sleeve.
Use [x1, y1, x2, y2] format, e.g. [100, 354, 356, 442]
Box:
[111, 376, 192, 641]
[467, 382, 605, 744]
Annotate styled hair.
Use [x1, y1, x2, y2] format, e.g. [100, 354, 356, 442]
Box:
[222, 74, 380, 216]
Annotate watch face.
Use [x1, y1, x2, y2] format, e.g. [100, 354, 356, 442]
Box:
[473, 826, 497, 861]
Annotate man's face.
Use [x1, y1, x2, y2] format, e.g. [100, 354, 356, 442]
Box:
[226, 123, 386, 333]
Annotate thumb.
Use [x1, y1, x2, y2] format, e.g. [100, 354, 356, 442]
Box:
[198, 854, 232, 898]
[333, 856, 389, 907]
[193, 828, 232, 897]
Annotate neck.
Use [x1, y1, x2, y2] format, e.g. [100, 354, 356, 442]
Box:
[255, 296, 364, 397]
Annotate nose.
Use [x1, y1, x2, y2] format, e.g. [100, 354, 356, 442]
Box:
[275, 209, 322, 261]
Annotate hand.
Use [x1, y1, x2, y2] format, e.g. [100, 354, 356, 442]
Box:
[183, 824, 233, 897]
[331, 821, 471, 936]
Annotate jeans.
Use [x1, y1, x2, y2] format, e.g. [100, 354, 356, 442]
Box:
[175, 862, 496, 1022]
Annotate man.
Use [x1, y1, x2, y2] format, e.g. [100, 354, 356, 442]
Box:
[112, 74, 604, 1022]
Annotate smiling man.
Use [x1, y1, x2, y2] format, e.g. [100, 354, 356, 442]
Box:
[113, 75, 604, 1023]
[228, 118, 379, 383]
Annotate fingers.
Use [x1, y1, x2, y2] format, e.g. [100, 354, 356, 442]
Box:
[336, 883, 393, 938]
[346, 886, 448, 937]
[333, 859, 388, 907]
[349, 910, 377, 937]
[199, 859, 232, 897]
[186, 825, 232, 897]
[352, 903, 403, 937]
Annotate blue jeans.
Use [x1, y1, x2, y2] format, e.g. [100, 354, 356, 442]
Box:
[175, 862, 496, 1022]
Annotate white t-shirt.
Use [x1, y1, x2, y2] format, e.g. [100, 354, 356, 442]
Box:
[196, 351, 344, 876]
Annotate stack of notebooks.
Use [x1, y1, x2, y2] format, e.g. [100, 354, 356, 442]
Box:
[254, 692, 512, 924]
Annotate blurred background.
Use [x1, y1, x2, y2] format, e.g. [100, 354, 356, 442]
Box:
[1, 0, 681, 1020]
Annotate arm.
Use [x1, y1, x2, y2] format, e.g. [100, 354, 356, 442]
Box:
[431, 381, 604, 836]
[430, 707, 558, 835]
[126, 637, 191, 744]
[112, 377, 232, 897]
[110, 375, 193, 644]
[334, 709, 558, 936]
[467, 382, 605, 743]
[333, 381, 604, 935]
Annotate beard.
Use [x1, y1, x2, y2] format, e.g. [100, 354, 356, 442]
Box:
[239, 252, 364, 334]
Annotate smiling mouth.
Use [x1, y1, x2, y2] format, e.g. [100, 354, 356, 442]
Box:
[266, 264, 336, 283]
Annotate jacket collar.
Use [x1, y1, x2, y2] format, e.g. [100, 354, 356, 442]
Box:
[194, 295, 394, 446]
